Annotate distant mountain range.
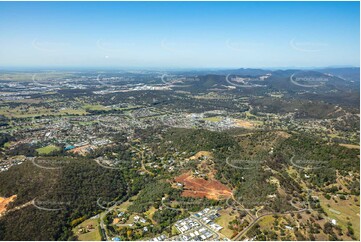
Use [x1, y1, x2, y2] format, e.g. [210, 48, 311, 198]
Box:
[181, 67, 359, 81]
[173, 67, 359, 91]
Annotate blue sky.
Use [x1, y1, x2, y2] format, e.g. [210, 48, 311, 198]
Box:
[0, 1, 359, 69]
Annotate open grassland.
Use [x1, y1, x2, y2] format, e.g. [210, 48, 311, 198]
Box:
[59, 108, 87, 115]
[258, 214, 275, 228]
[0, 106, 87, 118]
[215, 207, 237, 238]
[319, 194, 360, 240]
[257, 215, 297, 240]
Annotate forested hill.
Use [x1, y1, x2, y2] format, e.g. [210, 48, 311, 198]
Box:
[0, 158, 127, 240]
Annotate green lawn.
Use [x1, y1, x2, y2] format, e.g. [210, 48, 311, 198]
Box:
[72, 219, 102, 241]
[36, 145, 61, 155]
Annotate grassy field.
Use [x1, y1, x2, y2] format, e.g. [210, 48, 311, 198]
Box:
[215, 207, 237, 238]
[257, 214, 297, 240]
[0, 106, 87, 118]
[258, 214, 275, 228]
[115, 194, 138, 211]
[83, 104, 111, 111]
[0, 106, 49, 118]
[36, 145, 61, 155]
[203, 116, 222, 122]
[171, 225, 180, 236]
[318, 194, 360, 240]
[72, 219, 101, 241]
[144, 206, 157, 224]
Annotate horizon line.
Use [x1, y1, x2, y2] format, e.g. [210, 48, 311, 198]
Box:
[0, 65, 359, 72]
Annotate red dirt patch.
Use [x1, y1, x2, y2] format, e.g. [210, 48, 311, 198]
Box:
[174, 172, 232, 200]
[69, 145, 94, 156]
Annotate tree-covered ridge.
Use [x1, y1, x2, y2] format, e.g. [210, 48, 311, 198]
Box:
[0, 158, 127, 240]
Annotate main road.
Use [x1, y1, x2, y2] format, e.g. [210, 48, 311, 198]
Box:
[232, 208, 310, 241]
